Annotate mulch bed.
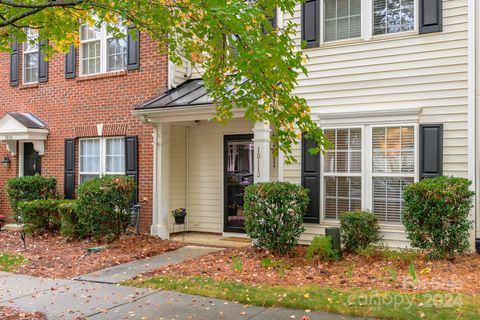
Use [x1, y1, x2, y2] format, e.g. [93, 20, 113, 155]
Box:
[0, 306, 45, 320]
[139, 246, 480, 296]
[0, 230, 183, 279]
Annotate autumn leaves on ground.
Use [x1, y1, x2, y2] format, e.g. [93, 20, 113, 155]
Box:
[0, 230, 182, 278]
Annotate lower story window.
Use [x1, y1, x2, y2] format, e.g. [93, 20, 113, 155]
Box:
[79, 137, 125, 183]
[323, 124, 417, 223]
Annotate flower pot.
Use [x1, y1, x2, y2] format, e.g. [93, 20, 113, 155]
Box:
[174, 215, 186, 224]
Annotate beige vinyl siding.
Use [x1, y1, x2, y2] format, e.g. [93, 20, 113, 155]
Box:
[168, 125, 188, 230]
[186, 118, 253, 233]
[283, 0, 468, 246]
[174, 60, 203, 86]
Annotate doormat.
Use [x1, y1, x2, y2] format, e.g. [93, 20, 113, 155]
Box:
[221, 237, 251, 243]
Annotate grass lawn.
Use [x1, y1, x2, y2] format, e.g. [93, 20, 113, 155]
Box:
[125, 276, 480, 320]
[0, 253, 26, 272]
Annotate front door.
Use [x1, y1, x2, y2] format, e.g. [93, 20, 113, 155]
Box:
[224, 134, 254, 233]
[23, 142, 41, 176]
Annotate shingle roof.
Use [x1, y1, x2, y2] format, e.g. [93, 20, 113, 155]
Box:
[8, 112, 46, 129]
[136, 79, 213, 110]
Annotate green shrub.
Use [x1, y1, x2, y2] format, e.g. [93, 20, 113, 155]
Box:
[76, 176, 135, 242]
[59, 200, 78, 238]
[244, 182, 309, 255]
[17, 199, 65, 235]
[305, 235, 339, 262]
[403, 176, 474, 260]
[339, 210, 382, 253]
[6, 176, 57, 221]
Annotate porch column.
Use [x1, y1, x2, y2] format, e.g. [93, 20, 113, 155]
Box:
[253, 121, 271, 183]
[151, 123, 171, 239]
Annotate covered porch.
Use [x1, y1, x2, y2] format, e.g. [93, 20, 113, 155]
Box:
[133, 80, 280, 240]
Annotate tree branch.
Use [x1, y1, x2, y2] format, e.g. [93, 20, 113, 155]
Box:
[0, 0, 87, 9]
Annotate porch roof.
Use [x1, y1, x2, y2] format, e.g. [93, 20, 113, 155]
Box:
[137, 79, 213, 110]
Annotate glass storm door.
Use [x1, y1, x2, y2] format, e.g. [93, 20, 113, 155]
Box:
[224, 134, 254, 233]
[24, 142, 41, 176]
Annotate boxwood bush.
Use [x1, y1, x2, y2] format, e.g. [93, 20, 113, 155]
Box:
[76, 176, 135, 242]
[6, 176, 57, 221]
[305, 235, 339, 262]
[340, 210, 382, 253]
[58, 200, 78, 238]
[17, 199, 68, 235]
[243, 182, 309, 255]
[403, 176, 474, 260]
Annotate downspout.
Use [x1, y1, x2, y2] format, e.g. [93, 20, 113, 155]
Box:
[140, 115, 160, 236]
[186, 126, 190, 229]
[168, 60, 177, 89]
[467, 0, 478, 252]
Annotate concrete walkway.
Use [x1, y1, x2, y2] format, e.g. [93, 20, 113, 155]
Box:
[0, 272, 362, 320]
[75, 245, 223, 284]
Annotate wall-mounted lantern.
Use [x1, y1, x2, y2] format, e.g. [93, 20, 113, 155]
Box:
[1, 157, 11, 169]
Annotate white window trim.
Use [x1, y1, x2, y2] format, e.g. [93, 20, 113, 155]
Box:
[23, 29, 39, 85]
[370, 0, 419, 40]
[79, 137, 126, 182]
[321, 126, 364, 220]
[320, 122, 419, 225]
[318, 0, 419, 46]
[320, 0, 364, 45]
[79, 23, 127, 76]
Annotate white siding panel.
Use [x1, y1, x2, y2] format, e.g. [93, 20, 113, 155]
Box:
[186, 119, 253, 233]
[169, 125, 187, 230]
[282, 0, 468, 247]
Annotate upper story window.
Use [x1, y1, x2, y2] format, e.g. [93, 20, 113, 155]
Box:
[23, 28, 39, 84]
[373, 0, 415, 35]
[323, 0, 361, 42]
[80, 22, 127, 75]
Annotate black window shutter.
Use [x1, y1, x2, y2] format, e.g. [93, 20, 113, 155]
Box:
[301, 0, 320, 48]
[419, 0, 442, 34]
[268, 8, 277, 28]
[127, 26, 140, 71]
[419, 124, 443, 179]
[64, 139, 76, 199]
[125, 136, 139, 202]
[10, 38, 19, 86]
[65, 44, 76, 79]
[38, 40, 48, 83]
[301, 135, 320, 223]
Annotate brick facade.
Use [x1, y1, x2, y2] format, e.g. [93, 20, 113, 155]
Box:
[0, 35, 168, 233]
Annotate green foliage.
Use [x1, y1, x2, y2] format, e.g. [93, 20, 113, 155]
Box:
[0, 253, 26, 272]
[384, 266, 398, 283]
[345, 265, 354, 282]
[382, 248, 418, 263]
[232, 256, 243, 272]
[339, 211, 382, 253]
[356, 245, 419, 264]
[76, 176, 134, 242]
[6, 176, 57, 221]
[260, 258, 287, 276]
[17, 199, 68, 235]
[244, 182, 309, 255]
[403, 176, 474, 260]
[305, 236, 338, 262]
[58, 200, 78, 238]
[0, 0, 330, 161]
[129, 276, 475, 320]
[408, 261, 418, 285]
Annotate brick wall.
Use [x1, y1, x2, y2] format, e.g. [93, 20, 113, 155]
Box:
[0, 35, 168, 233]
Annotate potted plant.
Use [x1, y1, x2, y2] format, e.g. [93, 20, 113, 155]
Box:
[172, 208, 187, 224]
